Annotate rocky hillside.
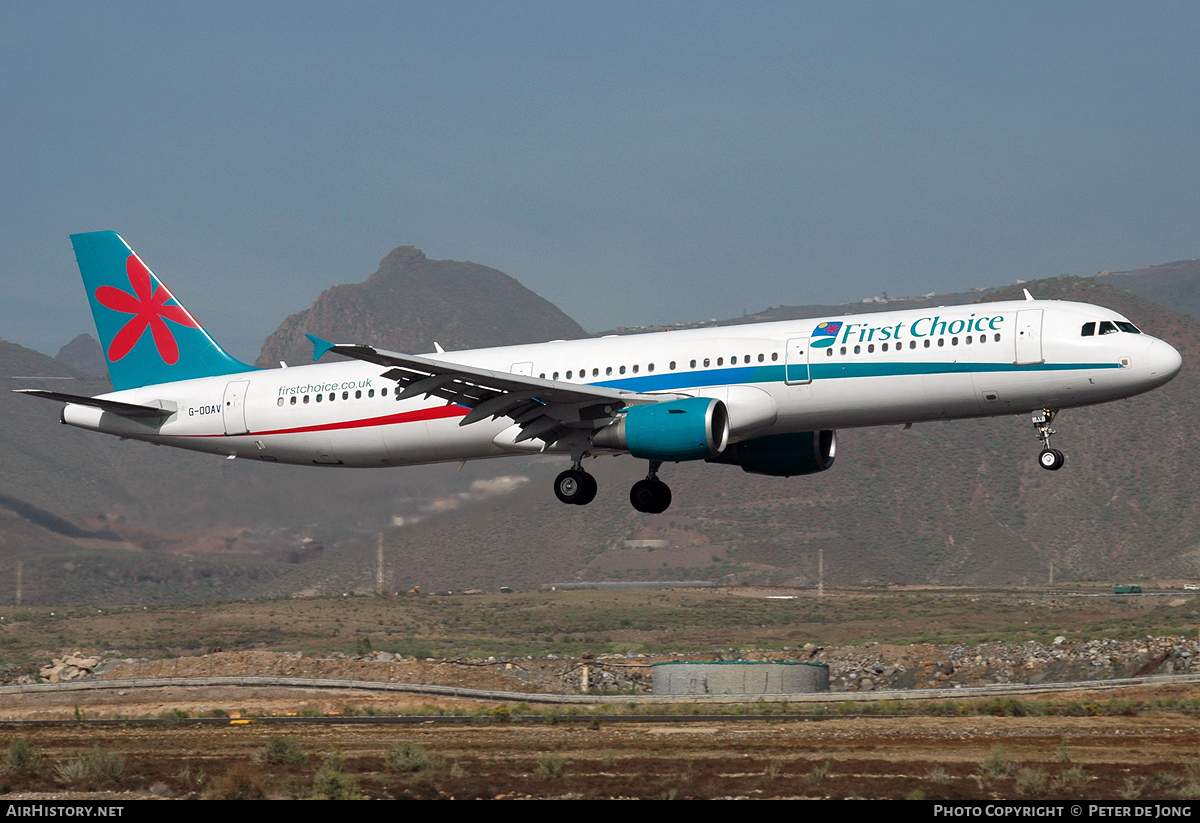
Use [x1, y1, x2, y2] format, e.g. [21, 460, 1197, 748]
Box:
[256, 246, 589, 367]
[264, 276, 1200, 595]
[1097, 258, 1200, 321]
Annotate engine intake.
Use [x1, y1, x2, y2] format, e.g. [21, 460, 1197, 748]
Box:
[592, 397, 729, 462]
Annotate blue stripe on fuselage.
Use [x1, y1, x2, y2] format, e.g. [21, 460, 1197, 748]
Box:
[585, 361, 1119, 393]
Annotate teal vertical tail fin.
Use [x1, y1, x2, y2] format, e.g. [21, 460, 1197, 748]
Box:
[71, 231, 254, 391]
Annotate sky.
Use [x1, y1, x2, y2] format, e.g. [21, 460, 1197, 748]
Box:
[2, 1, 1198, 363]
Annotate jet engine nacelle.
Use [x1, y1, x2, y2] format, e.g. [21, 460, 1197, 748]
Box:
[592, 397, 729, 461]
[707, 430, 836, 477]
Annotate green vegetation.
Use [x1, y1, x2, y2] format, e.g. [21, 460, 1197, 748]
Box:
[53, 746, 126, 786]
[261, 735, 307, 766]
[4, 738, 40, 772]
[384, 743, 433, 773]
[312, 751, 363, 800]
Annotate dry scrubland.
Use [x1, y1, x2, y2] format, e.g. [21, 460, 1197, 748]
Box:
[0, 588, 1199, 798]
[2, 704, 1200, 799]
[3, 585, 1200, 663]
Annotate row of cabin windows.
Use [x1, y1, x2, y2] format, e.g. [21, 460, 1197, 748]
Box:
[1081, 321, 1141, 336]
[833, 333, 1003, 356]
[540, 352, 780, 380]
[278, 387, 385, 406]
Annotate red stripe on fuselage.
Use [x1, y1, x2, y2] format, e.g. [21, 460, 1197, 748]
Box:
[179, 404, 469, 437]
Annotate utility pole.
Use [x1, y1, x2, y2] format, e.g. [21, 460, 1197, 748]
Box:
[818, 548, 824, 599]
[376, 534, 384, 595]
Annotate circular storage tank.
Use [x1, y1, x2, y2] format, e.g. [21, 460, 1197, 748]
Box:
[651, 661, 829, 696]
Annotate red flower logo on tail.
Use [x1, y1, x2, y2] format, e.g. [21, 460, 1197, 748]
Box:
[94, 254, 201, 365]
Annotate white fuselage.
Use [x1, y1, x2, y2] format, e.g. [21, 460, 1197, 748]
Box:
[61, 299, 1183, 468]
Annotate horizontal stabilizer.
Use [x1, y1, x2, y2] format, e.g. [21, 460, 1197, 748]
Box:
[13, 389, 174, 420]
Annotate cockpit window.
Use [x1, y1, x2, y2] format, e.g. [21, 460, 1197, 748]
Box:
[1099, 321, 1118, 335]
[1116, 322, 1141, 334]
[1081, 322, 1095, 336]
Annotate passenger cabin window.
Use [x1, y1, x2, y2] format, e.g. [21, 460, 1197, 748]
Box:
[771, 352, 778, 361]
[1081, 322, 1096, 336]
[619, 366, 626, 374]
[689, 360, 697, 368]
[368, 389, 375, 397]
[669, 361, 676, 370]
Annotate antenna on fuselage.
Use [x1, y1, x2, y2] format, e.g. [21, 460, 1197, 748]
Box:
[1023, 288, 1035, 301]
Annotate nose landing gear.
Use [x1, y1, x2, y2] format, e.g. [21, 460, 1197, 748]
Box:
[1033, 408, 1065, 471]
[630, 460, 672, 513]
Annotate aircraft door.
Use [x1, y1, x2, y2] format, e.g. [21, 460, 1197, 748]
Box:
[784, 338, 811, 385]
[510, 362, 534, 376]
[1014, 310, 1045, 366]
[222, 380, 250, 435]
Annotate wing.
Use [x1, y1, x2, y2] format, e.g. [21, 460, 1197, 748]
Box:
[308, 335, 679, 446]
[14, 389, 173, 421]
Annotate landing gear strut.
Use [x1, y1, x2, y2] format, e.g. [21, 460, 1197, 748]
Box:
[1032, 408, 1065, 471]
[554, 463, 597, 505]
[630, 460, 672, 514]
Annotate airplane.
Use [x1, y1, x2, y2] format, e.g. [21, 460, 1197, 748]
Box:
[17, 232, 1184, 514]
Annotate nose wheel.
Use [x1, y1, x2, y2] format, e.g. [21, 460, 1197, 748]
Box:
[1032, 409, 1065, 471]
[554, 468, 597, 505]
[630, 460, 672, 513]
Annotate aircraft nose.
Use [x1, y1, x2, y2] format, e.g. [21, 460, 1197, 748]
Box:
[1146, 338, 1183, 385]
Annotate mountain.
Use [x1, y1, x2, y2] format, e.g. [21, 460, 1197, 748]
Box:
[262, 275, 1200, 594]
[5, 252, 1200, 603]
[0, 337, 538, 604]
[256, 246, 589, 367]
[1097, 259, 1200, 322]
[55, 334, 109, 378]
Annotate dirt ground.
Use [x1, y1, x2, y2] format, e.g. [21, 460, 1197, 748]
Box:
[1, 681, 1199, 799]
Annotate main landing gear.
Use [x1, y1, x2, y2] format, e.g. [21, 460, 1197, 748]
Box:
[554, 466, 597, 505]
[630, 460, 672, 514]
[553, 459, 674, 513]
[1032, 408, 1065, 471]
